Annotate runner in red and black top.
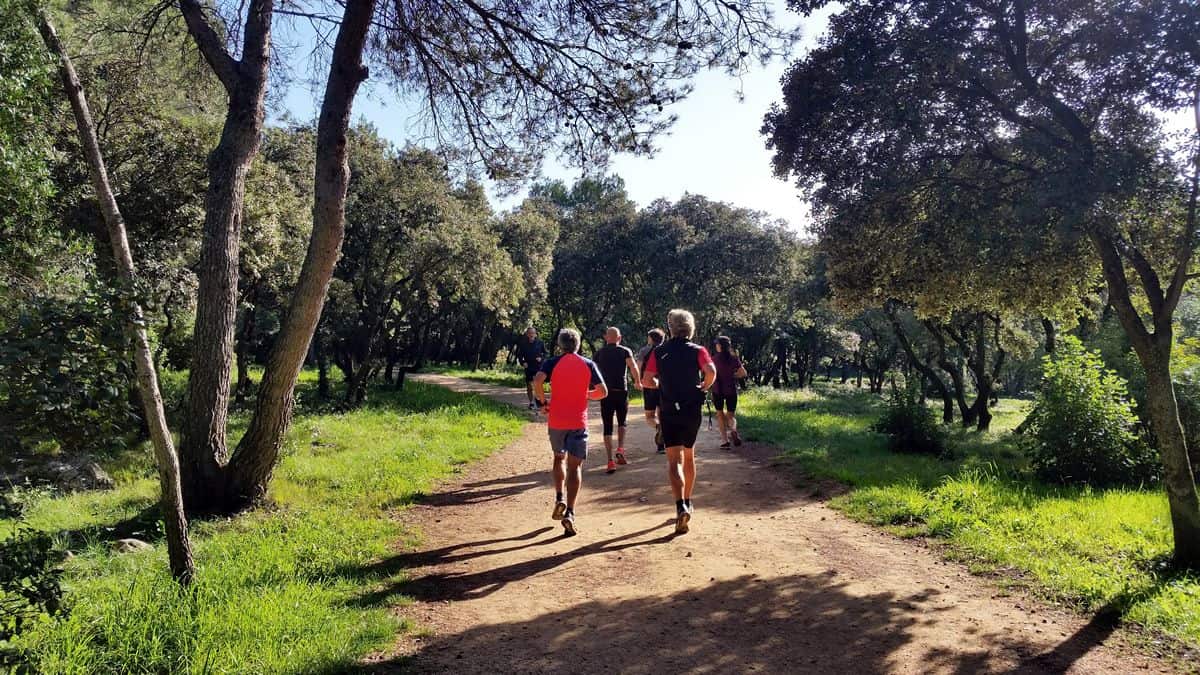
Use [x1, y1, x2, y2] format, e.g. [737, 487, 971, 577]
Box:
[635, 328, 666, 454]
[712, 335, 749, 449]
[532, 328, 607, 536]
[593, 327, 640, 474]
[640, 309, 716, 535]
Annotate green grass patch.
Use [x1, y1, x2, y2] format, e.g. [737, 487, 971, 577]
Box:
[430, 364, 645, 403]
[3, 378, 524, 673]
[738, 381, 1200, 647]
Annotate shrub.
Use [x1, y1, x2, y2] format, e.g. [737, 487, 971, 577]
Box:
[0, 493, 66, 668]
[871, 378, 948, 456]
[0, 289, 136, 457]
[1024, 336, 1159, 487]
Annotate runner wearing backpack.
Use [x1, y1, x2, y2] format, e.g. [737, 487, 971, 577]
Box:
[640, 310, 716, 535]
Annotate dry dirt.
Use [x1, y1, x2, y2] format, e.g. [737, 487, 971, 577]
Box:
[354, 374, 1178, 674]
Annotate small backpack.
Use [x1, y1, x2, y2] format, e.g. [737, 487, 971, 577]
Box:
[654, 338, 705, 411]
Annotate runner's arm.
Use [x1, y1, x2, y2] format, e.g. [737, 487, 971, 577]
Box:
[640, 351, 658, 390]
[701, 362, 717, 392]
[626, 355, 642, 391]
[587, 361, 608, 400]
[532, 371, 549, 405]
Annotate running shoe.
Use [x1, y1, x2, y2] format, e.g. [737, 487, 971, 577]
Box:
[606, 459, 617, 474]
[552, 501, 567, 520]
[615, 449, 627, 465]
[675, 508, 691, 535]
[562, 511, 577, 536]
[720, 441, 732, 450]
[731, 429, 743, 446]
[657, 444, 666, 455]
[528, 401, 536, 410]
[654, 425, 664, 447]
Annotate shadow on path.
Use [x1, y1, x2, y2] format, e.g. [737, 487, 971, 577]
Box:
[330, 571, 1065, 674]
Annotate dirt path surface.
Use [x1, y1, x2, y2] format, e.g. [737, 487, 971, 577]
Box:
[360, 374, 1173, 674]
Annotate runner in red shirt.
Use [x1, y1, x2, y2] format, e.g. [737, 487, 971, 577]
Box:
[532, 328, 607, 536]
[641, 309, 716, 535]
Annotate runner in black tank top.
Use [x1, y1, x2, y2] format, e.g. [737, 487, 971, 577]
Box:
[640, 310, 716, 535]
[593, 327, 640, 473]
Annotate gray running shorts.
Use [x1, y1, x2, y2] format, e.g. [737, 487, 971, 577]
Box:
[548, 428, 588, 460]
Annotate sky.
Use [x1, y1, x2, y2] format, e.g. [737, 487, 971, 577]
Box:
[276, 3, 834, 231]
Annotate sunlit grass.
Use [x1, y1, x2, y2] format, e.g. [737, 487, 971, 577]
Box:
[3, 378, 525, 673]
[738, 380, 1200, 648]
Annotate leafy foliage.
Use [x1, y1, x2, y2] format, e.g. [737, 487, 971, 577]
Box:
[1024, 337, 1159, 487]
[871, 378, 947, 457]
[0, 493, 65, 664]
[0, 286, 135, 456]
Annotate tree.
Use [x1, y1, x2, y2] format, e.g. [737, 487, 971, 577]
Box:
[173, 0, 792, 511]
[764, 0, 1200, 564]
[35, 8, 193, 584]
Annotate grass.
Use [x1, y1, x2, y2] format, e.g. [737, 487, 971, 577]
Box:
[431, 364, 645, 403]
[737, 380, 1200, 649]
[1, 372, 525, 673]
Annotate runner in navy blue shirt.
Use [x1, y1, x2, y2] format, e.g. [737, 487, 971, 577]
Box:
[517, 327, 548, 409]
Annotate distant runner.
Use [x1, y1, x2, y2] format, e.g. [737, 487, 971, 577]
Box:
[640, 310, 716, 535]
[517, 327, 548, 410]
[532, 328, 607, 536]
[712, 335, 748, 449]
[635, 328, 667, 454]
[594, 327, 641, 474]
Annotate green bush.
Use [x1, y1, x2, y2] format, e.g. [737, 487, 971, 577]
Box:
[871, 378, 948, 456]
[0, 289, 136, 457]
[0, 493, 65, 668]
[1024, 336, 1158, 487]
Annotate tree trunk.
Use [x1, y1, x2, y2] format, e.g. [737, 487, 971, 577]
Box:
[1092, 230, 1200, 567]
[1041, 317, 1057, 354]
[177, 0, 274, 512]
[39, 12, 194, 583]
[889, 307, 953, 424]
[223, 0, 377, 509]
[235, 290, 258, 404]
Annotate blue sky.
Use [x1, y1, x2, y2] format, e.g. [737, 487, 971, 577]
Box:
[276, 3, 833, 231]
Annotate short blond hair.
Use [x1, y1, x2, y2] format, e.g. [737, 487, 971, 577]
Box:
[667, 309, 695, 339]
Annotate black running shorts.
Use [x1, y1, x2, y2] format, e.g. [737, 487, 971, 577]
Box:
[524, 364, 540, 383]
[660, 407, 702, 448]
[600, 390, 629, 436]
[713, 390, 738, 413]
[643, 388, 661, 412]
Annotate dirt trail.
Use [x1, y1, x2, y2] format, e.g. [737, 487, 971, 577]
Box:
[359, 374, 1173, 674]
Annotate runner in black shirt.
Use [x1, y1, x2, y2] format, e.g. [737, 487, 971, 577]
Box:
[594, 327, 640, 473]
[516, 327, 548, 410]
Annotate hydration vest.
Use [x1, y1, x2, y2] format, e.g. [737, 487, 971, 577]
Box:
[654, 338, 706, 411]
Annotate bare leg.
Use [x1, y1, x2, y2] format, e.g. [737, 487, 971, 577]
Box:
[566, 455, 584, 508]
[618, 425, 627, 449]
[717, 411, 729, 443]
[682, 447, 697, 499]
[552, 453, 566, 497]
[666, 446, 686, 501]
[728, 412, 738, 433]
[526, 382, 535, 405]
[604, 435, 614, 460]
